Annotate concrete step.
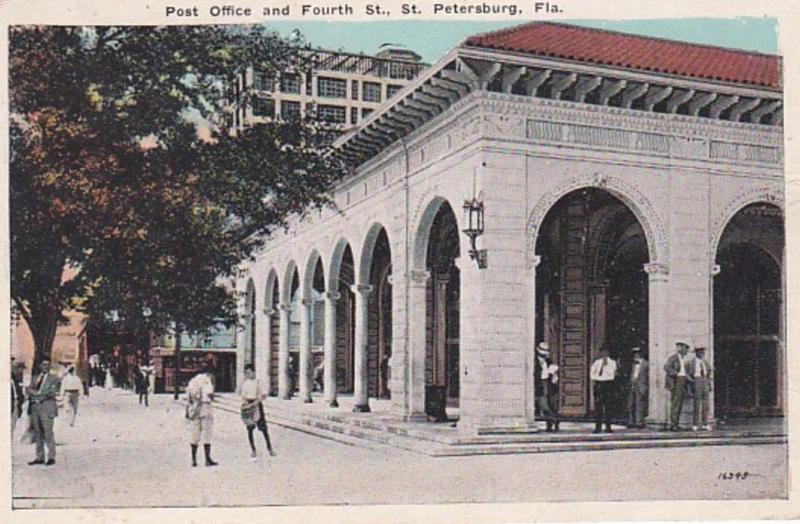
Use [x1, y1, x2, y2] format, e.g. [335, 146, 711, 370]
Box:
[209, 396, 787, 457]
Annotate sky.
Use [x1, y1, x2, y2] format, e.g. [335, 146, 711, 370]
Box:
[264, 18, 778, 64]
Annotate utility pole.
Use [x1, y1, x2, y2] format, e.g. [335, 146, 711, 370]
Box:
[173, 324, 182, 400]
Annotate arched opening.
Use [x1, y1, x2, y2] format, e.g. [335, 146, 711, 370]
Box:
[714, 202, 784, 418]
[307, 257, 326, 394]
[365, 227, 393, 399]
[424, 201, 461, 420]
[244, 279, 256, 370]
[287, 268, 300, 397]
[267, 273, 280, 396]
[334, 244, 356, 393]
[535, 188, 649, 418]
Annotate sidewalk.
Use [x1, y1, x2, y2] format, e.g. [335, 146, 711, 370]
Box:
[12, 386, 787, 508]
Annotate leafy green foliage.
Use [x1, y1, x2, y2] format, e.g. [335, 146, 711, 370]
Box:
[10, 25, 346, 363]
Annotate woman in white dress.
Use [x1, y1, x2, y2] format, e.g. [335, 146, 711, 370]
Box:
[239, 364, 275, 458]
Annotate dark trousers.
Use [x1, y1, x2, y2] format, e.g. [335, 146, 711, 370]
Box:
[536, 386, 559, 429]
[670, 377, 687, 429]
[594, 381, 614, 430]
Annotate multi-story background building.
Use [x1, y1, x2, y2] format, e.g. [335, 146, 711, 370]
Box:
[228, 46, 427, 135]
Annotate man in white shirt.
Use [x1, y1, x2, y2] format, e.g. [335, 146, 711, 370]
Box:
[590, 344, 618, 433]
[663, 341, 690, 431]
[687, 347, 713, 431]
[59, 366, 83, 427]
[186, 365, 217, 467]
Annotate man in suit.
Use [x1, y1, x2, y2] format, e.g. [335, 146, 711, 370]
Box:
[533, 342, 559, 432]
[627, 347, 649, 429]
[663, 341, 690, 431]
[687, 346, 713, 431]
[26, 358, 62, 465]
[590, 344, 618, 433]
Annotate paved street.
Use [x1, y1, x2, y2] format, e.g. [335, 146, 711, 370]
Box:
[12, 387, 787, 508]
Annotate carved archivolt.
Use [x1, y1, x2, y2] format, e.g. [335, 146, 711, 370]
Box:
[708, 185, 784, 260]
[526, 172, 669, 265]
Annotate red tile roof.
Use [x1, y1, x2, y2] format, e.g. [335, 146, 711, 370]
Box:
[464, 22, 781, 89]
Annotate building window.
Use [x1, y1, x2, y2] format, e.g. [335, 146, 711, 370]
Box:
[387, 84, 403, 99]
[281, 100, 301, 121]
[351, 80, 359, 100]
[252, 97, 275, 118]
[362, 108, 373, 119]
[280, 73, 301, 93]
[317, 76, 347, 98]
[318, 104, 346, 124]
[253, 71, 274, 91]
[350, 108, 358, 125]
[362, 81, 382, 102]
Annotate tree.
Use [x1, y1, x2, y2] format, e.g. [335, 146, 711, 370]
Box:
[10, 25, 346, 369]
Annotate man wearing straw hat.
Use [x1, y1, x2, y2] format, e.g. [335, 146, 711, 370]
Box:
[534, 342, 560, 432]
[664, 341, 691, 431]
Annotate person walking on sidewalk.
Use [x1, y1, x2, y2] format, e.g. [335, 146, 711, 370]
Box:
[664, 341, 690, 431]
[239, 364, 276, 459]
[26, 358, 61, 466]
[687, 346, 713, 431]
[60, 366, 83, 427]
[10, 358, 25, 435]
[590, 344, 617, 433]
[186, 364, 218, 467]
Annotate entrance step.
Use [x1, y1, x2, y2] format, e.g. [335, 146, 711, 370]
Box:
[209, 395, 786, 457]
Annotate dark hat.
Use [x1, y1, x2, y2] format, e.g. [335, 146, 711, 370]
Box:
[695, 346, 707, 353]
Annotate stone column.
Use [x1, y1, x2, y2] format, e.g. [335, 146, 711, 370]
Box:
[323, 291, 340, 407]
[524, 255, 541, 424]
[709, 263, 721, 423]
[351, 284, 373, 412]
[261, 308, 277, 394]
[298, 298, 313, 403]
[406, 270, 429, 420]
[644, 262, 670, 428]
[278, 302, 291, 400]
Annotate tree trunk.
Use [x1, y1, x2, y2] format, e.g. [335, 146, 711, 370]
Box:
[173, 325, 182, 400]
[28, 303, 61, 381]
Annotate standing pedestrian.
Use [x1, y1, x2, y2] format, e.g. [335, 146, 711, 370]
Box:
[185, 364, 217, 467]
[664, 341, 690, 431]
[626, 347, 649, 428]
[239, 364, 275, 458]
[590, 344, 617, 433]
[687, 346, 713, 431]
[26, 358, 61, 466]
[60, 366, 83, 427]
[11, 358, 24, 435]
[134, 362, 149, 407]
[533, 342, 560, 432]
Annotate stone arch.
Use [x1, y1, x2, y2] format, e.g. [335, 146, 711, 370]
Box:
[526, 173, 668, 265]
[281, 260, 299, 304]
[358, 222, 393, 285]
[709, 186, 784, 264]
[412, 195, 465, 270]
[301, 249, 326, 299]
[264, 268, 279, 311]
[328, 237, 354, 291]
